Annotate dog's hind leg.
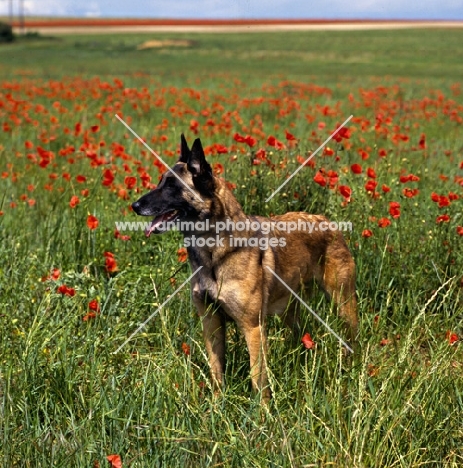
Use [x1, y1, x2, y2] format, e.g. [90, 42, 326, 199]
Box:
[322, 247, 359, 343]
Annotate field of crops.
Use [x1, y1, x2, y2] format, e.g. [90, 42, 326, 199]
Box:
[0, 28, 462, 467]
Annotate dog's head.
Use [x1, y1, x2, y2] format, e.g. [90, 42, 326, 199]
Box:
[132, 135, 215, 236]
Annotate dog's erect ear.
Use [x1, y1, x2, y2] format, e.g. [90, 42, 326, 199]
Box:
[188, 138, 214, 194]
[178, 134, 191, 163]
[188, 138, 212, 177]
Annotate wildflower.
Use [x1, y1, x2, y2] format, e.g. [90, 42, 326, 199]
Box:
[378, 218, 391, 228]
[351, 163, 362, 174]
[124, 176, 137, 189]
[446, 331, 458, 345]
[389, 202, 401, 219]
[339, 185, 352, 200]
[313, 171, 327, 187]
[69, 195, 80, 208]
[301, 332, 315, 349]
[177, 247, 188, 263]
[104, 252, 118, 273]
[436, 214, 450, 223]
[57, 285, 75, 297]
[181, 342, 191, 355]
[87, 215, 99, 230]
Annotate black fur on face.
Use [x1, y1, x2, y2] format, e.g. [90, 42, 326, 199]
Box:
[131, 134, 215, 236]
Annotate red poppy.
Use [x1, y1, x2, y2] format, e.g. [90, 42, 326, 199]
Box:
[285, 130, 296, 141]
[339, 185, 352, 200]
[190, 119, 199, 134]
[244, 135, 257, 147]
[106, 455, 122, 468]
[436, 214, 450, 223]
[445, 331, 458, 345]
[213, 163, 224, 175]
[87, 215, 99, 230]
[267, 135, 285, 150]
[380, 338, 390, 346]
[114, 229, 131, 241]
[124, 176, 137, 189]
[351, 163, 362, 174]
[301, 332, 315, 349]
[402, 188, 419, 198]
[399, 174, 420, 183]
[382, 184, 391, 193]
[177, 247, 188, 263]
[364, 180, 377, 192]
[233, 132, 246, 143]
[359, 149, 369, 160]
[332, 125, 350, 142]
[389, 201, 401, 219]
[42, 268, 61, 282]
[76, 175, 86, 183]
[181, 342, 191, 355]
[57, 285, 76, 297]
[82, 312, 98, 321]
[431, 192, 440, 203]
[378, 217, 391, 228]
[418, 133, 426, 150]
[362, 229, 373, 238]
[69, 195, 80, 208]
[457, 226, 463, 236]
[313, 171, 327, 187]
[102, 169, 115, 187]
[104, 252, 118, 273]
[367, 167, 377, 179]
[438, 196, 450, 208]
[88, 299, 100, 312]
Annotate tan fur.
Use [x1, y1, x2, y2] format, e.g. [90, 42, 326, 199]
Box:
[186, 178, 358, 401]
[133, 139, 358, 402]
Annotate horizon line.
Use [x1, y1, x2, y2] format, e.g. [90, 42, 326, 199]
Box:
[4, 18, 463, 27]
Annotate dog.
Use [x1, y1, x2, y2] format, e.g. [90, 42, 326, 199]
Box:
[132, 135, 358, 401]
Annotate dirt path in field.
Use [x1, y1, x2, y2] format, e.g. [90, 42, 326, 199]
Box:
[11, 20, 463, 35]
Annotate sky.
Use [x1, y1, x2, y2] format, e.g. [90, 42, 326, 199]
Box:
[1, 0, 463, 20]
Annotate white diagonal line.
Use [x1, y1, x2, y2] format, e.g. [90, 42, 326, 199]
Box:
[115, 114, 203, 202]
[265, 115, 353, 202]
[265, 266, 354, 353]
[113, 266, 203, 354]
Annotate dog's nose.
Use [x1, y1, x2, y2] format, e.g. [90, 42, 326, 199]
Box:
[131, 201, 141, 213]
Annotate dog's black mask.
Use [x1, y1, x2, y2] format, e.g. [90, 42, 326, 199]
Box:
[131, 134, 214, 236]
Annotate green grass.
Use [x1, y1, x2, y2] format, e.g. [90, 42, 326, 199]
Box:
[1, 28, 463, 80]
[0, 28, 462, 467]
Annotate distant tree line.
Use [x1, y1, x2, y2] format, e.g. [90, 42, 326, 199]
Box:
[0, 22, 14, 42]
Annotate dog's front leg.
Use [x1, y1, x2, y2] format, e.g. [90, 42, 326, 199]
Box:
[240, 322, 271, 402]
[201, 310, 226, 391]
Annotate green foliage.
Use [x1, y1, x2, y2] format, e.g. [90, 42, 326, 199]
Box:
[0, 21, 14, 43]
[0, 28, 462, 467]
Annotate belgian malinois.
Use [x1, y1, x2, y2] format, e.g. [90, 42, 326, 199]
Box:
[132, 135, 358, 401]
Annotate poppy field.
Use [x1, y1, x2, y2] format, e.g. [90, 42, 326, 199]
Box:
[0, 29, 463, 466]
